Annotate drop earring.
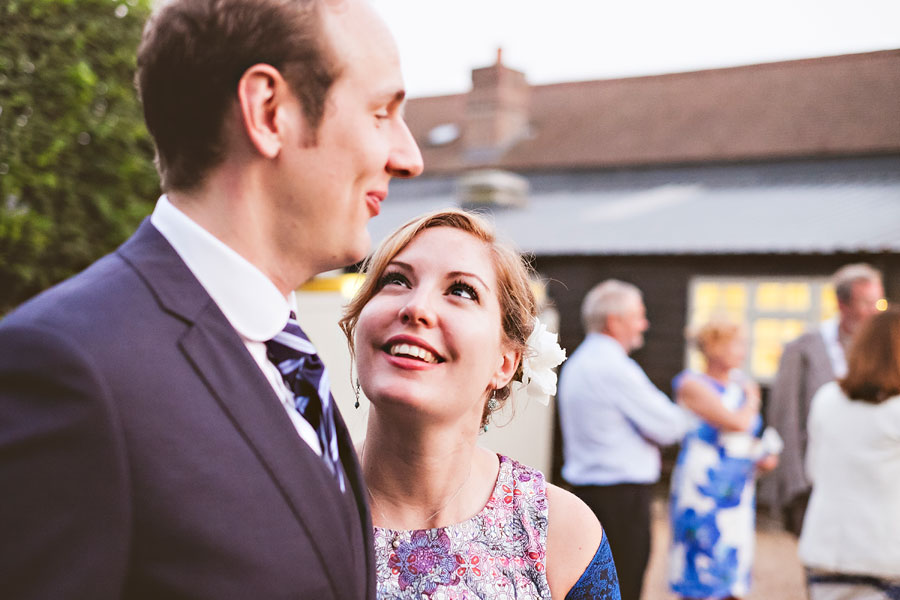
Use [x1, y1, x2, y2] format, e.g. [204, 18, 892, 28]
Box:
[483, 390, 500, 432]
[354, 379, 361, 409]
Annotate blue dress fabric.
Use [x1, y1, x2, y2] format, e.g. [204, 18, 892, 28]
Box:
[565, 532, 622, 600]
[668, 371, 761, 599]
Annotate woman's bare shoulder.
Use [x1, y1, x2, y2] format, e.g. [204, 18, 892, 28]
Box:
[545, 483, 604, 598]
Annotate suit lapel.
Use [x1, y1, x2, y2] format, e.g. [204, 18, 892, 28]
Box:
[180, 312, 358, 598]
[810, 332, 837, 380]
[119, 220, 364, 599]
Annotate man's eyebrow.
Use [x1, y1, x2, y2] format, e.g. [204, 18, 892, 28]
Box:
[389, 90, 407, 115]
[390, 89, 407, 105]
[380, 88, 407, 110]
[370, 89, 408, 116]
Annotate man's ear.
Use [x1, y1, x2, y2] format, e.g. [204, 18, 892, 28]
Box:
[236, 63, 294, 158]
[604, 314, 619, 338]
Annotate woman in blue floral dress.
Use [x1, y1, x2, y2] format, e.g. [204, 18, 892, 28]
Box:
[668, 319, 780, 600]
[341, 209, 621, 599]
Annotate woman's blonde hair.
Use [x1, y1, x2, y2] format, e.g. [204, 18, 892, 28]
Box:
[689, 317, 743, 360]
[339, 209, 538, 422]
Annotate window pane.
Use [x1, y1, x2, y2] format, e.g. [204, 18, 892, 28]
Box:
[724, 284, 747, 311]
[785, 283, 811, 311]
[755, 282, 784, 311]
[821, 285, 838, 320]
[751, 318, 807, 378]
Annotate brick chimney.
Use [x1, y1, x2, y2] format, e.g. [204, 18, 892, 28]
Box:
[464, 49, 531, 162]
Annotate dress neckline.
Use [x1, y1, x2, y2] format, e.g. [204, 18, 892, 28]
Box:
[696, 371, 728, 394]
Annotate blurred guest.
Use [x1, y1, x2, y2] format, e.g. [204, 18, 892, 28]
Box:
[668, 319, 781, 600]
[799, 307, 900, 600]
[765, 263, 883, 535]
[559, 280, 691, 600]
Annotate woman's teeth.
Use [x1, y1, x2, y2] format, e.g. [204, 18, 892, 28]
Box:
[389, 343, 438, 364]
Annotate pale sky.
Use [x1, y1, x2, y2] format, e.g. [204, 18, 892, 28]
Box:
[371, 0, 900, 98]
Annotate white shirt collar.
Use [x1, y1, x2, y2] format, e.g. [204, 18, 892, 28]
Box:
[150, 195, 292, 342]
[590, 332, 627, 356]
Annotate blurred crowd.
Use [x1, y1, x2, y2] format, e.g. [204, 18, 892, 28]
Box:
[558, 264, 898, 600]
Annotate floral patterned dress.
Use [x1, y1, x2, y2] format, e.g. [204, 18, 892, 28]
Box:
[374, 454, 620, 600]
[668, 372, 762, 599]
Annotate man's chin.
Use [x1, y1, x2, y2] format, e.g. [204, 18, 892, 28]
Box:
[351, 231, 372, 263]
[337, 233, 372, 270]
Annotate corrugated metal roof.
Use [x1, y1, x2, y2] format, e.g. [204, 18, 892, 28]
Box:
[369, 157, 900, 256]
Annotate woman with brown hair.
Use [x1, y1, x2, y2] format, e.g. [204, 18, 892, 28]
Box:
[341, 208, 620, 599]
[799, 307, 900, 600]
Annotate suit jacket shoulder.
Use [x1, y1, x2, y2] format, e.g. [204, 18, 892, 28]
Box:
[786, 330, 835, 391]
[0, 220, 374, 600]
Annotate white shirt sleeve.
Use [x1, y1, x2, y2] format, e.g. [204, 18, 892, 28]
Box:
[600, 358, 692, 446]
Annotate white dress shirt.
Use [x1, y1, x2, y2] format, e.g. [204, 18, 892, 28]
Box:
[798, 381, 900, 578]
[819, 318, 847, 379]
[150, 195, 322, 455]
[558, 333, 691, 485]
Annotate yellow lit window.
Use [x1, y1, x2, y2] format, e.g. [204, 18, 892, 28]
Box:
[751, 318, 807, 379]
[688, 277, 833, 383]
[820, 285, 838, 320]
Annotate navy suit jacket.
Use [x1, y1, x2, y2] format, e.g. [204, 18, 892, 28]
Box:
[0, 220, 374, 599]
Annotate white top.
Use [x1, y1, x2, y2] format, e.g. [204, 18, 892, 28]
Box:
[819, 319, 847, 379]
[150, 195, 321, 454]
[558, 333, 691, 485]
[798, 381, 900, 577]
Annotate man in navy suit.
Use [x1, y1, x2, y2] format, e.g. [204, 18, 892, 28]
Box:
[0, 0, 422, 597]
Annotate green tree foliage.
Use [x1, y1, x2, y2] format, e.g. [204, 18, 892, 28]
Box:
[0, 0, 158, 313]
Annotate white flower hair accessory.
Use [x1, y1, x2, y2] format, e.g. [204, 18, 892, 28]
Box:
[509, 317, 567, 406]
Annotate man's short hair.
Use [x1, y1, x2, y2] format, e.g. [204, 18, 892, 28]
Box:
[136, 0, 340, 191]
[581, 279, 642, 333]
[832, 263, 882, 305]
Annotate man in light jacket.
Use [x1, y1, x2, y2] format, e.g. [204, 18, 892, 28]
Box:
[764, 263, 883, 535]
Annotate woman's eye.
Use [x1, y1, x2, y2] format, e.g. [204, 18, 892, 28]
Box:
[449, 281, 478, 301]
[377, 272, 409, 289]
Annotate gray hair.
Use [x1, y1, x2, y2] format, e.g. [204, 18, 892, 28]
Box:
[581, 279, 643, 333]
[833, 263, 882, 305]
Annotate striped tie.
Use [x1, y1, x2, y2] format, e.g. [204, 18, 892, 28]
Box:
[266, 314, 345, 493]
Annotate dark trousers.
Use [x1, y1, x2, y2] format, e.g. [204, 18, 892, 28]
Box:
[785, 490, 811, 537]
[572, 482, 652, 600]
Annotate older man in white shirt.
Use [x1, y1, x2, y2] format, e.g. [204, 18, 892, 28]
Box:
[559, 279, 691, 600]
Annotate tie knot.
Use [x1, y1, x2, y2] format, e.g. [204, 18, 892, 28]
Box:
[266, 320, 319, 365]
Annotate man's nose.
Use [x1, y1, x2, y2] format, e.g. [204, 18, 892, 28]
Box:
[386, 118, 424, 179]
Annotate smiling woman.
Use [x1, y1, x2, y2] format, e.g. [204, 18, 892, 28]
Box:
[340, 209, 621, 600]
